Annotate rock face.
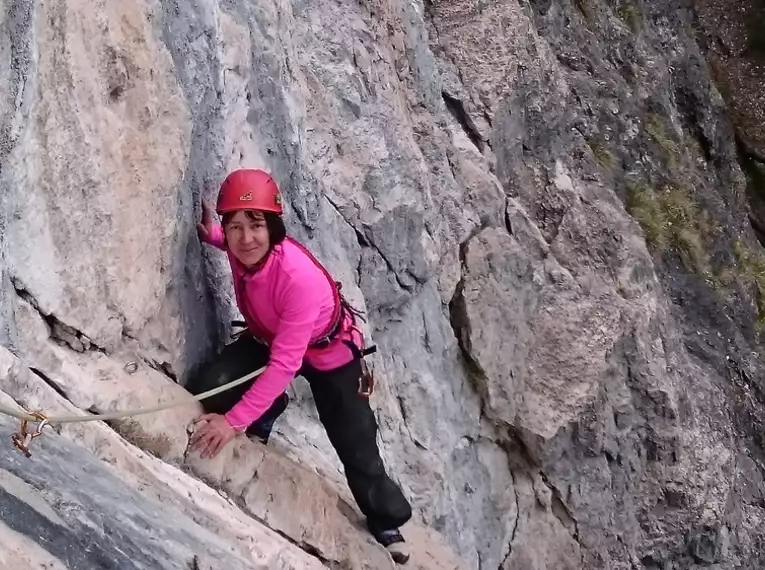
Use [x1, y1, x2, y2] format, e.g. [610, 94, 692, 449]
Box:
[693, 0, 765, 247]
[2, 0, 765, 569]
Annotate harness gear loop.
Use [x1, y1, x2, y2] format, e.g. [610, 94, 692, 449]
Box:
[358, 360, 375, 398]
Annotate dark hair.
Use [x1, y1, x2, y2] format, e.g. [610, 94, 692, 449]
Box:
[221, 210, 287, 247]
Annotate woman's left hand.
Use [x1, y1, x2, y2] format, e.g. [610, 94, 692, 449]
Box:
[190, 413, 237, 459]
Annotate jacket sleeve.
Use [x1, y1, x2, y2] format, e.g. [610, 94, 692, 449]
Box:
[201, 223, 226, 250]
[224, 276, 321, 431]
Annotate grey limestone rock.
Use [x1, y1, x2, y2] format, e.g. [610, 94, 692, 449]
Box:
[2, 0, 765, 568]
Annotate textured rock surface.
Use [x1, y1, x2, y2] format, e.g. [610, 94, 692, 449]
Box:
[2, 0, 765, 569]
[694, 0, 765, 158]
[693, 0, 765, 248]
[0, 353, 328, 570]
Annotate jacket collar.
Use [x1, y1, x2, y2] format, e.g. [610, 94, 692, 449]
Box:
[230, 243, 282, 279]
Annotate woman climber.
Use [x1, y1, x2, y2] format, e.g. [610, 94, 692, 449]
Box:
[187, 168, 413, 564]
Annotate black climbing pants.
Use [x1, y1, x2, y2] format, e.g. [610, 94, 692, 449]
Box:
[186, 333, 413, 533]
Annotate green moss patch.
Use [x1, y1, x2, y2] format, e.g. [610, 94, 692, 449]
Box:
[734, 241, 765, 325]
[644, 113, 681, 169]
[626, 182, 712, 273]
[617, 3, 642, 33]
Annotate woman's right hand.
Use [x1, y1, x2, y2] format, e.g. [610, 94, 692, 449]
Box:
[197, 201, 214, 241]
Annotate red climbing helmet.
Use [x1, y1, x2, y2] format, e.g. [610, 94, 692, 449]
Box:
[216, 169, 283, 216]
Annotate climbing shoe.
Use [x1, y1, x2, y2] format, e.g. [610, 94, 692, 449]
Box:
[374, 529, 410, 565]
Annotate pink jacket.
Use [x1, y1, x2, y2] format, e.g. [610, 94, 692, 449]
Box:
[202, 224, 361, 431]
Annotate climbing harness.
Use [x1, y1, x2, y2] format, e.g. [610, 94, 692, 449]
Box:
[0, 365, 267, 458]
[239, 237, 373, 350]
[235, 237, 379, 397]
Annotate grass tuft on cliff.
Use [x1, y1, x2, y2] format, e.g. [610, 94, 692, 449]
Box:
[617, 3, 642, 34]
[644, 113, 681, 169]
[733, 241, 765, 325]
[626, 182, 712, 273]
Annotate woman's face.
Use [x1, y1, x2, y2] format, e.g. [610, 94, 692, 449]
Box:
[224, 210, 271, 268]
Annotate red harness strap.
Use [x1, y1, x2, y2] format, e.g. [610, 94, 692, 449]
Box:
[234, 237, 376, 360]
[283, 237, 344, 346]
[232, 238, 378, 396]
[285, 238, 377, 361]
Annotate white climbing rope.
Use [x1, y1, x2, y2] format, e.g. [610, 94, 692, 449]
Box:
[0, 365, 266, 457]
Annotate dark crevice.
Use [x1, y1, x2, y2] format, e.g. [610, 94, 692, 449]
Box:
[499, 469, 521, 568]
[445, 151, 459, 181]
[749, 214, 765, 247]
[442, 91, 485, 151]
[448, 276, 472, 363]
[11, 277, 106, 354]
[352, 226, 370, 248]
[548, 488, 580, 540]
[504, 201, 514, 235]
[396, 393, 409, 425]
[396, 393, 426, 450]
[736, 136, 765, 248]
[322, 195, 364, 287]
[695, 127, 713, 162]
[11, 277, 180, 385]
[736, 131, 765, 165]
[447, 233, 500, 428]
[28, 367, 70, 402]
[143, 358, 178, 382]
[483, 109, 494, 141]
[448, 278, 482, 383]
[447, 227, 501, 392]
[358, 227, 414, 292]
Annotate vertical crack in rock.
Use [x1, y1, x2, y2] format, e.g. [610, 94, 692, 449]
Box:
[324, 194, 413, 293]
[447, 232, 494, 411]
[355, 225, 414, 292]
[498, 468, 521, 569]
[544, 478, 580, 543]
[322, 195, 364, 286]
[442, 91, 485, 152]
[448, 276, 487, 403]
[10, 277, 105, 354]
[504, 199, 514, 236]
